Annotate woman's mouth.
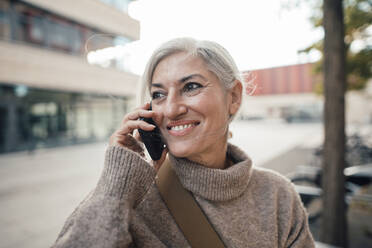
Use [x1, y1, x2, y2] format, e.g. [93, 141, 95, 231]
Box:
[166, 121, 200, 136]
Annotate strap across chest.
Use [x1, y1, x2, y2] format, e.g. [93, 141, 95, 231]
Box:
[155, 156, 226, 248]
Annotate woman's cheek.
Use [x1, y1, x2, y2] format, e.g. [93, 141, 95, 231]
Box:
[186, 94, 211, 110]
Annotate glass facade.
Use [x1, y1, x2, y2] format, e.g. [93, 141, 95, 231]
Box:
[0, 84, 128, 154]
[0, 0, 132, 72]
[0, 0, 137, 154]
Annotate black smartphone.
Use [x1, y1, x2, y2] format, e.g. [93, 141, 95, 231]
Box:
[138, 103, 165, 161]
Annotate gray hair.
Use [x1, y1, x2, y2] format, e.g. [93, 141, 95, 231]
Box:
[139, 37, 243, 103]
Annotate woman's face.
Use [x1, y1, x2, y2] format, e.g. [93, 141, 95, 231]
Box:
[150, 52, 235, 161]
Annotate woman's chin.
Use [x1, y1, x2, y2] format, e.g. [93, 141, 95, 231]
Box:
[167, 143, 195, 158]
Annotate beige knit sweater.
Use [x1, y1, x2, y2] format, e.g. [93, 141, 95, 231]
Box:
[52, 143, 315, 248]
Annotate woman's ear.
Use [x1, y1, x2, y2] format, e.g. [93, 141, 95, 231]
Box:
[228, 80, 243, 116]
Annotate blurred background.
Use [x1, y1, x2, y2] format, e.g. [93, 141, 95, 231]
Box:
[0, 0, 371, 247]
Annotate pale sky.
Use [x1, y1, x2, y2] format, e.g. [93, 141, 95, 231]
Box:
[89, 0, 324, 75]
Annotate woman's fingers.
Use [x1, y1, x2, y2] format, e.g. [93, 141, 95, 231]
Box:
[123, 109, 155, 122]
[118, 120, 155, 135]
[121, 103, 152, 121]
[109, 102, 156, 157]
[110, 121, 155, 147]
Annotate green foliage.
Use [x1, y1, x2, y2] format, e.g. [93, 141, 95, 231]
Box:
[300, 0, 372, 92]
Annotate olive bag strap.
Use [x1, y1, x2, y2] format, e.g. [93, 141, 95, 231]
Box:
[155, 156, 226, 248]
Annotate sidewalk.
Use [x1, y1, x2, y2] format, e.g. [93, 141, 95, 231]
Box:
[260, 145, 315, 175]
[0, 142, 108, 248]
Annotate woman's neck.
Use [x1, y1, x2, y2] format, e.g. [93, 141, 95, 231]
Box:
[187, 141, 228, 169]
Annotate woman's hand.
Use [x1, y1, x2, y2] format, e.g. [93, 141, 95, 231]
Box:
[109, 102, 168, 171]
[109, 102, 155, 156]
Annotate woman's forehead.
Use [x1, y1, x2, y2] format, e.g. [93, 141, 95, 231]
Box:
[151, 53, 210, 84]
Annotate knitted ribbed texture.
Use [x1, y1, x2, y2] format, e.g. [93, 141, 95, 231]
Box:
[96, 145, 156, 206]
[53, 143, 315, 248]
[169, 143, 253, 201]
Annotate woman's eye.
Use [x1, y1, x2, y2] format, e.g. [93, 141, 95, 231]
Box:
[151, 91, 165, 100]
[184, 82, 203, 92]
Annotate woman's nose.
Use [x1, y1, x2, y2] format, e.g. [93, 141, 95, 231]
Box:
[163, 94, 187, 119]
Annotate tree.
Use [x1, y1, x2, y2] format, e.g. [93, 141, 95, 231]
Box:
[322, 0, 348, 246]
[300, 0, 372, 92]
[281, 0, 358, 246]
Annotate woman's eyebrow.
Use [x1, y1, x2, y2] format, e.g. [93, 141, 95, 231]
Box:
[151, 83, 164, 89]
[151, 74, 207, 89]
[179, 74, 206, 83]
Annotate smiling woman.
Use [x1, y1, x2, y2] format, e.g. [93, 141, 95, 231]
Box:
[149, 52, 237, 168]
[52, 38, 315, 248]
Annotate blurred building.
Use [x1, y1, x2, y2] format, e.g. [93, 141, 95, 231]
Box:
[240, 63, 323, 122]
[240, 63, 372, 124]
[0, 0, 140, 153]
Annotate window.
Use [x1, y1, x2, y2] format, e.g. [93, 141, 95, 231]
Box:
[29, 14, 45, 43]
[0, 2, 10, 39]
[46, 18, 83, 53]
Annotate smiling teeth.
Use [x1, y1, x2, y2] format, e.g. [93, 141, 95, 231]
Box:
[171, 124, 193, 131]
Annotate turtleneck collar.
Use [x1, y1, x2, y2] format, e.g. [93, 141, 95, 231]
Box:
[168, 143, 253, 201]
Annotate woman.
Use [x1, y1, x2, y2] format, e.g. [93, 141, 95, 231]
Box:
[52, 38, 315, 247]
